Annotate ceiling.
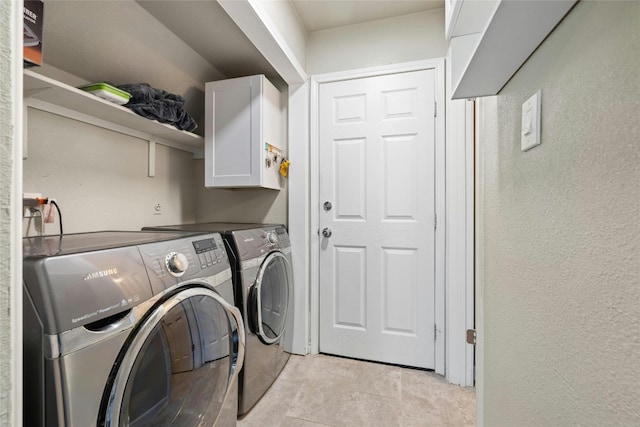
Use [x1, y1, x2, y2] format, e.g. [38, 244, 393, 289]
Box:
[136, 1, 281, 85]
[42, 0, 446, 87]
[39, 1, 444, 132]
[292, 0, 444, 32]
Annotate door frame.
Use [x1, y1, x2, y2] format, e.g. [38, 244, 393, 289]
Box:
[309, 59, 446, 376]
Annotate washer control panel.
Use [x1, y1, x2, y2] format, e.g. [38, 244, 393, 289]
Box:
[165, 251, 189, 277]
[139, 232, 230, 295]
[193, 236, 226, 269]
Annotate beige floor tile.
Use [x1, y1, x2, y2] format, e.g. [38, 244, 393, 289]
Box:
[238, 378, 304, 427]
[306, 354, 361, 383]
[338, 391, 403, 427]
[401, 368, 459, 403]
[278, 354, 315, 383]
[287, 385, 402, 427]
[237, 354, 475, 427]
[401, 368, 476, 426]
[440, 407, 475, 427]
[279, 416, 332, 427]
[346, 359, 402, 399]
[401, 395, 450, 427]
[286, 380, 352, 426]
[302, 354, 401, 399]
[440, 389, 476, 427]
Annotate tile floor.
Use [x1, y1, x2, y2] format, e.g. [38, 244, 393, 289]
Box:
[237, 354, 475, 427]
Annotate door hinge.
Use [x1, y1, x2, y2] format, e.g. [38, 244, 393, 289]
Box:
[434, 101, 437, 117]
[434, 324, 438, 340]
[466, 329, 477, 345]
[434, 214, 437, 230]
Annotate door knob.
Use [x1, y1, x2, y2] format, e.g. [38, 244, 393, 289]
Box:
[322, 228, 332, 238]
[323, 201, 332, 211]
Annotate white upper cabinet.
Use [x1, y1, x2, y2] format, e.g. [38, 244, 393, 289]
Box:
[447, 0, 577, 99]
[204, 75, 283, 189]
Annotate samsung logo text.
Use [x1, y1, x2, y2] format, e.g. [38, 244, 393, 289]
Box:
[84, 268, 118, 281]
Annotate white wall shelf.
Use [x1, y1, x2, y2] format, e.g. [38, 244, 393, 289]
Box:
[23, 69, 204, 157]
[448, 0, 577, 100]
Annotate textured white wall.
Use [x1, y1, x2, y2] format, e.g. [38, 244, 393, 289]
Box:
[307, 9, 446, 75]
[0, 6, 12, 425]
[23, 109, 197, 235]
[0, 6, 13, 412]
[1, 0, 22, 423]
[478, 2, 640, 425]
[0, 1, 23, 426]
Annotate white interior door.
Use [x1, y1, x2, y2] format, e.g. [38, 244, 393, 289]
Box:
[318, 69, 436, 369]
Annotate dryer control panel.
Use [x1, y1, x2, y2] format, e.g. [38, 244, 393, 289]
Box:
[231, 226, 291, 260]
[274, 226, 290, 247]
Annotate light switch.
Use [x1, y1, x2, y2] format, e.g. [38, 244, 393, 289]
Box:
[521, 89, 541, 151]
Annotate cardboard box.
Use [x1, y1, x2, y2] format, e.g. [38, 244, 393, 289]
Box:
[24, 0, 44, 67]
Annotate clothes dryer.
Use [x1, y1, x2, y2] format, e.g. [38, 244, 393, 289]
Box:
[23, 231, 244, 427]
[143, 223, 293, 416]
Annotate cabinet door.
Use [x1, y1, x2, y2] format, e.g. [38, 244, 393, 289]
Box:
[205, 75, 261, 188]
[204, 75, 282, 190]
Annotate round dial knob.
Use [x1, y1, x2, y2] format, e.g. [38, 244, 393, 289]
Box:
[266, 232, 278, 245]
[166, 252, 189, 277]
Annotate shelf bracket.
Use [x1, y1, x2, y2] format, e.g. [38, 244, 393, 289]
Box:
[148, 139, 156, 178]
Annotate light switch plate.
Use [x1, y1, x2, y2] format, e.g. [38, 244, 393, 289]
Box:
[521, 89, 541, 151]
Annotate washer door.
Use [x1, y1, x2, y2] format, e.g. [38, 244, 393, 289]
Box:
[100, 285, 244, 427]
[252, 251, 292, 344]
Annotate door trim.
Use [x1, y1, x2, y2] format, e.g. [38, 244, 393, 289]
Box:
[309, 59, 446, 376]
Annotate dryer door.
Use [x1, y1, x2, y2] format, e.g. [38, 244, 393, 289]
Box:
[252, 251, 292, 344]
[100, 285, 244, 427]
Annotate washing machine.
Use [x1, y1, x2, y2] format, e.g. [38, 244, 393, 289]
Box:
[23, 231, 245, 427]
[143, 223, 293, 416]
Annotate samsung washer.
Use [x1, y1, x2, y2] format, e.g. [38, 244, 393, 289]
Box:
[23, 231, 244, 426]
[143, 223, 293, 416]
